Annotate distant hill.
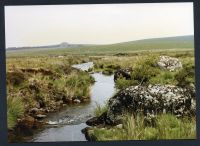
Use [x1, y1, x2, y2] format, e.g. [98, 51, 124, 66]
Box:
[57, 35, 194, 55]
[6, 42, 86, 51]
[6, 35, 194, 56]
[117, 35, 194, 44]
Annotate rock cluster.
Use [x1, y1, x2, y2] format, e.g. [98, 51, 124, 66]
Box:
[157, 56, 182, 71]
[86, 84, 195, 126]
[114, 68, 132, 81]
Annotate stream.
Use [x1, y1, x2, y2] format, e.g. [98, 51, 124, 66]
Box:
[28, 62, 116, 142]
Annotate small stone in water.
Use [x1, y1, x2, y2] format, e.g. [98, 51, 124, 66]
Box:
[47, 121, 58, 125]
[74, 99, 81, 103]
[36, 114, 47, 119]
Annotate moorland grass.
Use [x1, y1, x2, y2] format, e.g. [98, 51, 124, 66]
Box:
[91, 114, 196, 140]
[7, 96, 24, 130]
[112, 52, 195, 89]
[6, 56, 95, 130]
[94, 103, 109, 117]
[6, 42, 195, 134]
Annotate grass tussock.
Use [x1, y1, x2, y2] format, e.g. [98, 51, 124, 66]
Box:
[92, 114, 196, 140]
[7, 96, 24, 130]
[59, 71, 95, 99]
[149, 71, 177, 85]
[94, 103, 108, 117]
[130, 55, 160, 85]
[115, 78, 136, 90]
[175, 63, 195, 87]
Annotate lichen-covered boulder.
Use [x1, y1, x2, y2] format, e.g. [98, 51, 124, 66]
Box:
[157, 56, 182, 71]
[86, 84, 195, 126]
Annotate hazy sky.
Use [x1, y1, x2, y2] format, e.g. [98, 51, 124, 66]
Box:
[5, 3, 194, 48]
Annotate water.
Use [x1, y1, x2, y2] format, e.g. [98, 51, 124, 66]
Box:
[32, 123, 88, 142]
[29, 62, 116, 142]
[72, 62, 94, 71]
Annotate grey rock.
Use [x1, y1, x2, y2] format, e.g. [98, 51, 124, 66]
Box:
[115, 124, 123, 129]
[87, 84, 195, 126]
[114, 68, 132, 81]
[35, 114, 47, 119]
[73, 99, 81, 103]
[157, 56, 182, 71]
[29, 108, 39, 114]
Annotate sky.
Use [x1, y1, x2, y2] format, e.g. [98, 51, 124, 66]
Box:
[5, 2, 194, 48]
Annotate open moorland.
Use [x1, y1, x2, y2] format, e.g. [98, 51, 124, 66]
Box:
[7, 35, 196, 141]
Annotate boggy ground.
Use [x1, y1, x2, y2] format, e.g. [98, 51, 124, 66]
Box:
[6, 55, 95, 137]
[6, 50, 196, 141]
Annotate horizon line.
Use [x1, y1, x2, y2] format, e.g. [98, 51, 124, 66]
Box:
[6, 34, 194, 49]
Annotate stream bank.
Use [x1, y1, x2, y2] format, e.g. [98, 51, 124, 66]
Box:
[10, 62, 116, 142]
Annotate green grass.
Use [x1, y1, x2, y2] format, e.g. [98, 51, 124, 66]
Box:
[115, 78, 136, 90]
[175, 62, 195, 87]
[130, 55, 160, 85]
[91, 114, 196, 140]
[149, 71, 177, 85]
[64, 71, 95, 98]
[111, 52, 195, 88]
[7, 96, 24, 130]
[94, 103, 109, 117]
[6, 56, 95, 129]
